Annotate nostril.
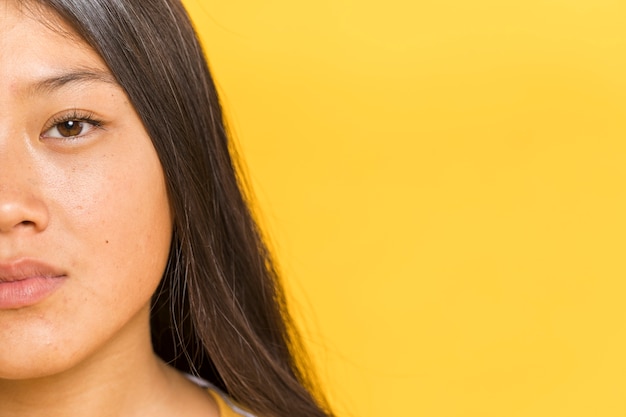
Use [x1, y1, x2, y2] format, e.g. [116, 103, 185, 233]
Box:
[0, 194, 49, 233]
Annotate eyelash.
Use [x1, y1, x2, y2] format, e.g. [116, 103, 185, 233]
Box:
[41, 110, 104, 140]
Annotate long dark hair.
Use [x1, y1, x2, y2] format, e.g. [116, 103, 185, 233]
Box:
[26, 1, 333, 416]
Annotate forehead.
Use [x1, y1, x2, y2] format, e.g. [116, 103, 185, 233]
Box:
[0, 1, 111, 92]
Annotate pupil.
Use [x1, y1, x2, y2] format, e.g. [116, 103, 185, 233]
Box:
[59, 120, 82, 137]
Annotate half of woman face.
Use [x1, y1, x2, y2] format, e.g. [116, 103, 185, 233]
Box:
[0, 3, 173, 378]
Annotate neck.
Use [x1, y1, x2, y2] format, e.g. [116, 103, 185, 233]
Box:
[0, 306, 174, 417]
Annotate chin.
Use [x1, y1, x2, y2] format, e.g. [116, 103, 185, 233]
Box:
[0, 343, 83, 381]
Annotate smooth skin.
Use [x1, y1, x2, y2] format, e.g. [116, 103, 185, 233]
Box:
[0, 2, 219, 416]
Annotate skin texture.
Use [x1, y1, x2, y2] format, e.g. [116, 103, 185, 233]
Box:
[0, 2, 219, 416]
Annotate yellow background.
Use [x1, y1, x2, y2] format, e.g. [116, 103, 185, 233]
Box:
[184, 1, 626, 416]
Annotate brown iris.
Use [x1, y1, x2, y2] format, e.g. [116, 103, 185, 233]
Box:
[57, 120, 83, 137]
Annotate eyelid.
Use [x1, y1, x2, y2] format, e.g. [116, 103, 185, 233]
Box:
[40, 109, 105, 140]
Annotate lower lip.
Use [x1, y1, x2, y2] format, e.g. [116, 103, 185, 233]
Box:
[0, 276, 66, 309]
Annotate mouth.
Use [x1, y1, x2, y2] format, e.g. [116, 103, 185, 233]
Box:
[0, 259, 67, 309]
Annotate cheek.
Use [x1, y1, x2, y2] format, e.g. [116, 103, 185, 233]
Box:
[48, 142, 173, 311]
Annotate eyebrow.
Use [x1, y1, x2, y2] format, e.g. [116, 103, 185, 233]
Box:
[28, 68, 118, 95]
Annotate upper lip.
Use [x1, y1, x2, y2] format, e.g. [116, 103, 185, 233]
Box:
[0, 259, 66, 283]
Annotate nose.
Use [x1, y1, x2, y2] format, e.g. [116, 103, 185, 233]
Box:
[0, 186, 49, 234]
[0, 113, 49, 235]
[0, 131, 49, 234]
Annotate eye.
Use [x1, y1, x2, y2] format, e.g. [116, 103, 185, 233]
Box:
[42, 120, 95, 139]
[41, 112, 103, 140]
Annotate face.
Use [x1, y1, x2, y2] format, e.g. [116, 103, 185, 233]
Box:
[0, 3, 172, 378]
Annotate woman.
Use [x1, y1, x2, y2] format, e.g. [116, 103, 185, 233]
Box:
[0, 1, 333, 416]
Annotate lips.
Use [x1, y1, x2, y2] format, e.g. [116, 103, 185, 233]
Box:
[0, 259, 66, 309]
[0, 259, 65, 282]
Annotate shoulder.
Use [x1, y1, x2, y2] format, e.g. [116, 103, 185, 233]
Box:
[206, 388, 258, 417]
[184, 374, 258, 417]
